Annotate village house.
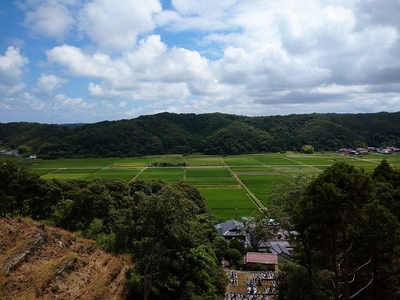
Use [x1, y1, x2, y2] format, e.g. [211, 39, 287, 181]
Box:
[243, 252, 278, 271]
[216, 219, 245, 241]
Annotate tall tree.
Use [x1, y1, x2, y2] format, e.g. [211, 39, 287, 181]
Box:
[293, 163, 374, 300]
[349, 200, 400, 299]
[128, 184, 227, 300]
[372, 159, 400, 221]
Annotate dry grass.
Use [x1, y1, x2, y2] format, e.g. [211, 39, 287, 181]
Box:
[0, 217, 132, 300]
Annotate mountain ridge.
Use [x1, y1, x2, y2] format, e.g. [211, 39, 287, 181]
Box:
[1, 111, 400, 157]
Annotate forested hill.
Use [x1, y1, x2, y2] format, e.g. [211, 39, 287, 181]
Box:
[1, 111, 400, 157]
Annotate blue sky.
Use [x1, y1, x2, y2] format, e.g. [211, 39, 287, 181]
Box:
[1, 0, 400, 124]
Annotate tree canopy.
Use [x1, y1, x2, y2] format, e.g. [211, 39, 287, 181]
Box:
[272, 161, 400, 300]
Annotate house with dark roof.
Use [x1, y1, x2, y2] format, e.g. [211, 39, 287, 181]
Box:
[216, 219, 245, 240]
[268, 239, 293, 263]
[249, 231, 293, 262]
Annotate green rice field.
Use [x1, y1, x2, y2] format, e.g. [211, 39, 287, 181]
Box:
[4, 152, 400, 220]
[199, 188, 258, 220]
[185, 168, 237, 186]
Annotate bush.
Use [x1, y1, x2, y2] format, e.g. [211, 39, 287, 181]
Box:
[301, 145, 314, 154]
[226, 248, 243, 269]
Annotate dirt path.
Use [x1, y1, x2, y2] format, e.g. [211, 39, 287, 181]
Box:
[129, 166, 148, 182]
[220, 158, 267, 214]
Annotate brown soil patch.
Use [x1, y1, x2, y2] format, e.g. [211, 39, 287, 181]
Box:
[0, 217, 132, 300]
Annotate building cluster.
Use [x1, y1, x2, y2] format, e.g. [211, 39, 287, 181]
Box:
[216, 219, 293, 266]
[338, 146, 400, 155]
[0, 149, 19, 156]
[217, 219, 294, 298]
[0, 149, 37, 159]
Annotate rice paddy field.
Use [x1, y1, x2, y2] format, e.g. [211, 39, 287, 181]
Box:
[5, 152, 400, 220]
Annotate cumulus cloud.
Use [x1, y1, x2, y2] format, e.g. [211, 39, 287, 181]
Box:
[34, 74, 67, 95]
[355, 0, 400, 29]
[46, 44, 131, 78]
[0, 47, 29, 96]
[157, 0, 238, 31]
[22, 92, 45, 110]
[78, 0, 162, 50]
[8, 0, 400, 123]
[46, 35, 215, 100]
[23, 0, 75, 39]
[51, 93, 95, 110]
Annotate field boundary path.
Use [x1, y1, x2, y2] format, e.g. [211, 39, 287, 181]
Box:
[220, 158, 267, 214]
[283, 155, 322, 172]
[129, 166, 148, 182]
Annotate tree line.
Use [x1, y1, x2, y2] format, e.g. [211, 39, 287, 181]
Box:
[2, 111, 400, 157]
[0, 161, 228, 299]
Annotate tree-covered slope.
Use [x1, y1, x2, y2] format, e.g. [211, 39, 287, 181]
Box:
[1, 111, 400, 157]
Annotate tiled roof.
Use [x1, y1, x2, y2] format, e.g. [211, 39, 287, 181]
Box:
[218, 219, 243, 237]
[244, 252, 278, 265]
[269, 242, 291, 255]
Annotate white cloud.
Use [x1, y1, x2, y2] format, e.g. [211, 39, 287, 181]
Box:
[123, 107, 144, 118]
[46, 45, 131, 79]
[311, 84, 367, 95]
[157, 0, 238, 32]
[88, 81, 190, 101]
[0, 47, 29, 96]
[47, 35, 215, 100]
[23, 0, 75, 39]
[125, 35, 212, 82]
[7, 0, 400, 123]
[23, 92, 45, 110]
[34, 74, 67, 95]
[52, 93, 94, 110]
[78, 0, 162, 51]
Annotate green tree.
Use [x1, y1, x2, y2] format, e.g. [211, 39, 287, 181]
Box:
[349, 200, 400, 299]
[228, 238, 246, 255]
[267, 174, 312, 231]
[128, 183, 227, 300]
[226, 248, 243, 269]
[372, 159, 400, 220]
[201, 121, 273, 154]
[0, 161, 62, 219]
[301, 145, 314, 154]
[0, 161, 20, 216]
[293, 163, 374, 300]
[275, 261, 333, 300]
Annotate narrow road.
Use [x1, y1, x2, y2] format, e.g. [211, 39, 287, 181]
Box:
[219, 158, 267, 214]
[129, 166, 148, 183]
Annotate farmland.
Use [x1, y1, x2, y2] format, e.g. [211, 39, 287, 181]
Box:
[5, 152, 400, 220]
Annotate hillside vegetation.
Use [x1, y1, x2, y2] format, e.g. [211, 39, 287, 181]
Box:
[0, 162, 228, 299]
[1, 112, 400, 157]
